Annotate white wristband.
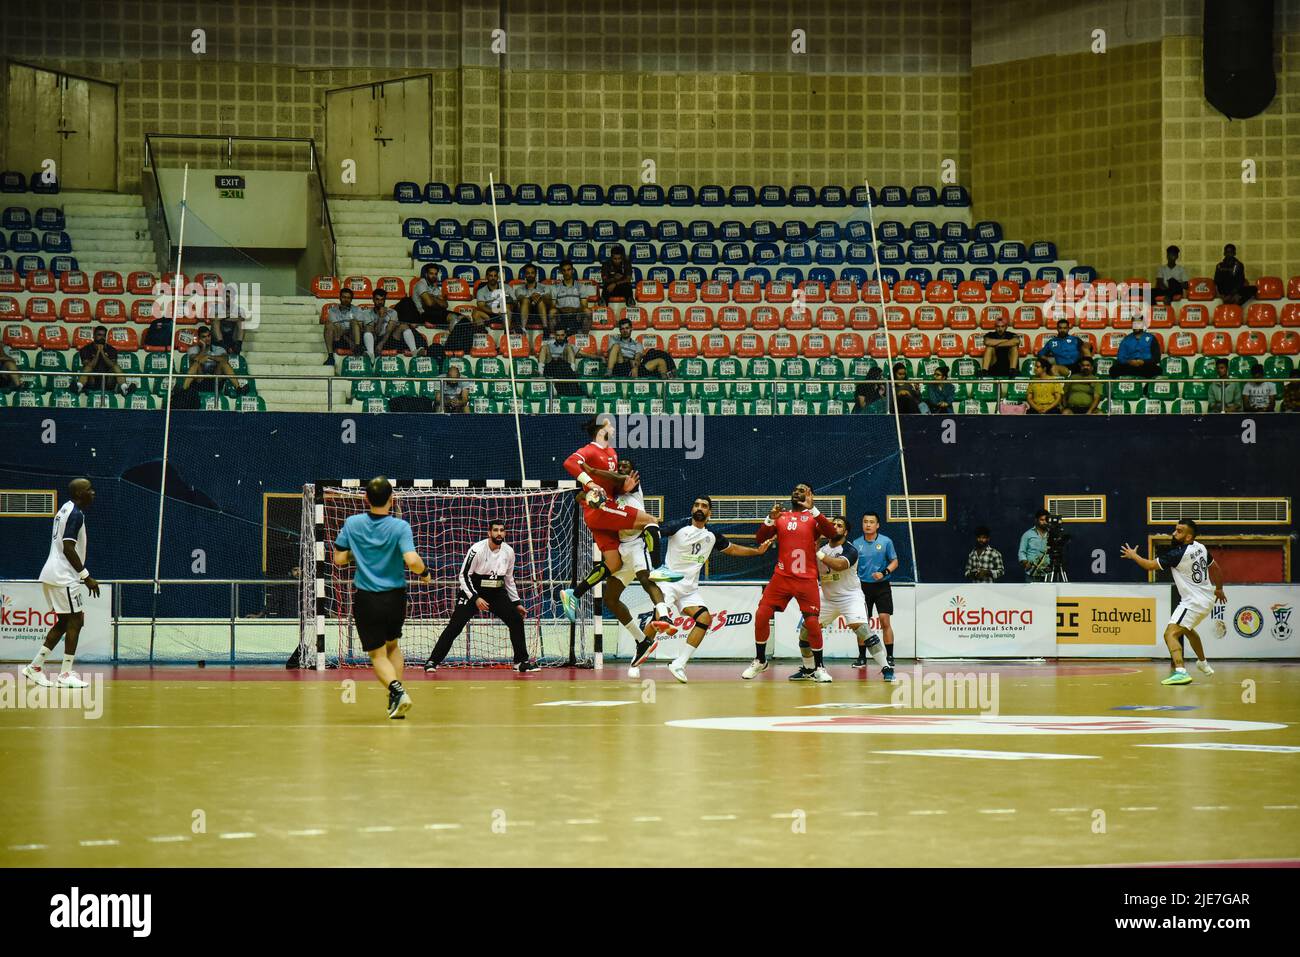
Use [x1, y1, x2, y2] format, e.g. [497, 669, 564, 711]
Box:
[809, 507, 821, 518]
[78, 568, 90, 581]
[576, 470, 593, 487]
[763, 517, 776, 526]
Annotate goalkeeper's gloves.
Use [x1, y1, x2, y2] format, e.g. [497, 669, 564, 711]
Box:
[417, 570, 432, 584]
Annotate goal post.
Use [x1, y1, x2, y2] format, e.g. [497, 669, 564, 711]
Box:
[298, 479, 593, 669]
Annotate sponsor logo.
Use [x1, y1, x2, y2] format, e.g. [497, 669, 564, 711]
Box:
[1057, 597, 1157, 645]
[1271, 603, 1293, 642]
[636, 608, 752, 636]
[943, 594, 1033, 628]
[665, 715, 1286, 736]
[1233, 606, 1264, 639]
[0, 593, 59, 632]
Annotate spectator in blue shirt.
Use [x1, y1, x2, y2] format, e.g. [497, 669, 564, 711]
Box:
[1018, 509, 1051, 582]
[852, 511, 899, 678]
[1112, 317, 1161, 379]
[1039, 319, 1091, 376]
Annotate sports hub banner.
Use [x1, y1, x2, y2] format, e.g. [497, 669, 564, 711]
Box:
[1055, 584, 1169, 657]
[0, 581, 113, 661]
[915, 584, 1055, 658]
[1202, 586, 1296, 659]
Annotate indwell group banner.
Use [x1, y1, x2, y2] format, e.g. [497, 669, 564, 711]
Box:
[0, 581, 113, 661]
[915, 584, 1056, 658]
[1055, 584, 1170, 657]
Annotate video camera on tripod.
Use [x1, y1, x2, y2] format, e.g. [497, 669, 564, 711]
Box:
[1042, 512, 1070, 582]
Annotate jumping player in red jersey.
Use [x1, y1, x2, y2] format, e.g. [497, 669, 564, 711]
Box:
[559, 415, 678, 657]
[743, 482, 838, 682]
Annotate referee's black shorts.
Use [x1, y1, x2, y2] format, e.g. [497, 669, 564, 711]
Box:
[352, 587, 407, 651]
[860, 580, 894, 617]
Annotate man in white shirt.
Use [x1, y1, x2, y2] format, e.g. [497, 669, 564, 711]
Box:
[550, 259, 594, 334]
[1242, 363, 1277, 412]
[322, 287, 363, 364]
[1154, 244, 1188, 305]
[25, 478, 99, 688]
[512, 262, 554, 334]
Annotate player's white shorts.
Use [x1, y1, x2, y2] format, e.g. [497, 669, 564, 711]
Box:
[818, 590, 869, 628]
[612, 536, 652, 585]
[1168, 600, 1212, 632]
[658, 579, 706, 614]
[43, 582, 85, 616]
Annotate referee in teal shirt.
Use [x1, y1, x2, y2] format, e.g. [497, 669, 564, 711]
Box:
[333, 476, 432, 718]
[852, 511, 899, 679]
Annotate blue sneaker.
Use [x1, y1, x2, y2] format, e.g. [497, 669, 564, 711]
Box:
[788, 666, 817, 681]
[881, 665, 896, 683]
[560, 588, 579, 622]
[648, 565, 684, 582]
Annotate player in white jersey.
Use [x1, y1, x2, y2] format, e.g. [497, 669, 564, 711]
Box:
[790, 516, 889, 682]
[25, 478, 99, 688]
[646, 495, 773, 683]
[1121, 517, 1225, 685]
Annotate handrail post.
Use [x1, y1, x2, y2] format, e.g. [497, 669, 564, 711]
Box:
[230, 582, 238, 662]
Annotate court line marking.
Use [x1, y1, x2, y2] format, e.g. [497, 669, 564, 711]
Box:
[218, 832, 257, 839]
[841, 811, 878, 817]
[287, 829, 327, 837]
[1263, 805, 1298, 810]
[358, 826, 396, 833]
[907, 810, 948, 816]
[146, 835, 191, 843]
[1120, 806, 1160, 812]
[631, 816, 662, 823]
[8, 844, 46, 851]
[565, 819, 601, 825]
[700, 814, 737, 821]
[424, 824, 461, 831]
[78, 839, 119, 847]
[978, 809, 1017, 815]
[1191, 806, 1231, 811]
[1050, 808, 1089, 813]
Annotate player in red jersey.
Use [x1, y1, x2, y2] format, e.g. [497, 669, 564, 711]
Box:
[744, 482, 837, 682]
[559, 415, 676, 650]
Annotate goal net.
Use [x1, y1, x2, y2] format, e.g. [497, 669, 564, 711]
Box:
[298, 480, 593, 668]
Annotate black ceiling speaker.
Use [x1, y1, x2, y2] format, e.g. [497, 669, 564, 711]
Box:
[1203, 0, 1276, 119]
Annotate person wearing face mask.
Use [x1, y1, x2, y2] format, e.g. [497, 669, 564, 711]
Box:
[1111, 317, 1162, 379]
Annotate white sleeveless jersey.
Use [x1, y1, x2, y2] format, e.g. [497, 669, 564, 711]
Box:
[616, 485, 645, 542]
[818, 541, 860, 600]
[39, 500, 88, 587]
[663, 523, 730, 591]
[1159, 540, 1215, 608]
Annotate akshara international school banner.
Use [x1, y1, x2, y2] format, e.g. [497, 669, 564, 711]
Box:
[0, 581, 113, 661]
[915, 583, 1056, 658]
[1055, 584, 1169, 657]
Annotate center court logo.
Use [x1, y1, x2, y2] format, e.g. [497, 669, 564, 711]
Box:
[943, 595, 1033, 628]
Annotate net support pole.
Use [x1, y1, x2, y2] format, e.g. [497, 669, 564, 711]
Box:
[566, 496, 580, 665]
[148, 164, 191, 658]
[591, 542, 604, 670]
[863, 180, 922, 584]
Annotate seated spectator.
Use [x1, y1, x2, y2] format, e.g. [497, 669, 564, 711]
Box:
[963, 526, 1005, 582]
[1112, 317, 1161, 379]
[1242, 362, 1277, 412]
[442, 361, 469, 413]
[922, 364, 956, 414]
[599, 244, 635, 306]
[512, 262, 553, 333]
[606, 318, 644, 377]
[1, 340, 23, 391]
[323, 287, 363, 364]
[1214, 244, 1256, 305]
[1038, 319, 1090, 376]
[851, 371, 886, 414]
[1282, 370, 1300, 413]
[892, 362, 922, 414]
[1026, 357, 1062, 414]
[539, 324, 577, 374]
[550, 259, 594, 334]
[400, 263, 453, 332]
[1207, 357, 1242, 413]
[1062, 356, 1101, 414]
[981, 315, 1020, 378]
[215, 300, 246, 356]
[364, 289, 421, 359]
[76, 325, 129, 395]
[181, 325, 246, 393]
[469, 266, 509, 327]
[1154, 244, 1187, 305]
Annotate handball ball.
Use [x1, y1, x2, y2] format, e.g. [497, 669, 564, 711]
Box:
[585, 488, 605, 507]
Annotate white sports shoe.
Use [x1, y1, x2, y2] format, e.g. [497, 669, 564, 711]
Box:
[741, 659, 770, 680]
[668, 660, 688, 684]
[22, 664, 53, 687]
[56, 671, 88, 689]
[812, 666, 833, 683]
[1196, 660, 1215, 676]
[627, 666, 641, 679]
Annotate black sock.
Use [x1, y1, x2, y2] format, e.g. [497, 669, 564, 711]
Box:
[856, 641, 866, 659]
[389, 680, 404, 695]
[885, 645, 894, 666]
[755, 643, 766, 663]
[813, 649, 824, 668]
[572, 563, 609, 599]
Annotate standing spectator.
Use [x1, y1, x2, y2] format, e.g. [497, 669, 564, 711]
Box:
[606, 318, 644, 377]
[441, 361, 470, 413]
[550, 259, 594, 334]
[1207, 357, 1242, 413]
[76, 325, 127, 395]
[512, 263, 553, 334]
[1038, 318, 1090, 376]
[892, 362, 922, 414]
[922, 364, 956, 414]
[1112, 317, 1161, 379]
[599, 244, 635, 306]
[1019, 509, 1050, 583]
[469, 266, 509, 327]
[852, 511, 899, 676]
[0, 340, 21, 391]
[964, 526, 1005, 582]
[1154, 245, 1188, 305]
[1214, 244, 1256, 305]
[1281, 370, 1300, 413]
[323, 287, 363, 364]
[181, 325, 246, 393]
[402, 263, 453, 331]
[981, 315, 1020, 378]
[1063, 356, 1102, 414]
[1242, 362, 1277, 412]
[1026, 357, 1063, 414]
[364, 289, 421, 359]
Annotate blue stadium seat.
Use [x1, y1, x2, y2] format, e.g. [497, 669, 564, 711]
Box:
[10, 230, 38, 253]
[974, 221, 1002, 242]
[536, 242, 563, 264]
[474, 241, 498, 263]
[819, 185, 848, 207]
[412, 240, 440, 261]
[728, 186, 755, 207]
[424, 182, 451, 203]
[455, 183, 484, 204]
[648, 266, 674, 283]
[743, 266, 772, 284]
[514, 183, 543, 205]
[561, 220, 589, 241]
[1002, 267, 1030, 285]
[997, 242, 1026, 264]
[504, 241, 533, 263]
[719, 221, 746, 242]
[942, 220, 970, 242]
[624, 220, 652, 241]
[845, 221, 872, 242]
[776, 267, 805, 285]
[628, 242, 656, 264]
[577, 184, 604, 205]
[1035, 266, 1063, 282]
[750, 220, 778, 242]
[909, 221, 938, 242]
[16, 254, 45, 274]
[31, 172, 58, 194]
[905, 267, 933, 285]
[813, 221, 841, 242]
[35, 208, 64, 231]
[966, 242, 995, 264]
[434, 218, 463, 240]
[607, 185, 634, 206]
[781, 220, 809, 242]
[0, 172, 25, 193]
[680, 266, 706, 284]
[778, 243, 809, 265]
[637, 184, 664, 205]
[452, 265, 479, 282]
[698, 185, 725, 206]
[0, 233, 6, 253]
[906, 243, 935, 264]
[529, 219, 557, 241]
[938, 243, 966, 264]
[879, 186, 907, 207]
[394, 181, 420, 203]
[815, 243, 843, 265]
[1070, 266, 1098, 282]
[877, 221, 905, 242]
[41, 231, 71, 253]
[941, 185, 971, 206]
[849, 185, 877, 207]
[546, 184, 574, 205]
[969, 267, 996, 287]
[48, 255, 76, 274]
[402, 218, 430, 239]
[687, 220, 715, 241]
[582, 265, 602, 282]
[667, 184, 695, 206]
[2, 207, 30, 229]
[443, 241, 472, 263]
[910, 186, 938, 206]
[660, 242, 688, 264]
[839, 267, 868, 285]
[722, 243, 750, 265]
[876, 267, 902, 284]
[758, 185, 786, 206]
[711, 266, 739, 284]
[593, 220, 620, 242]
[846, 243, 875, 265]
[595, 242, 618, 261]
[877, 244, 905, 266]
[466, 219, 494, 241]
[488, 183, 512, 204]
[690, 243, 720, 265]
[568, 242, 595, 264]
[656, 219, 684, 241]
[789, 185, 815, 207]
[938, 267, 964, 285]
[1028, 241, 1057, 263]
[0, 254, 16, 269]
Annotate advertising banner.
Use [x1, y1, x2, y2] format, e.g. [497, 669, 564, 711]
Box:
[1055, 584, 1169, 657]
[1203, 586, 1296, 659]
[0, 581, 113, 661]
[915, 583, 1056, 658]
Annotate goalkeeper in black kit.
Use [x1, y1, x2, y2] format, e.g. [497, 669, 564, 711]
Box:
[424, 519, 540, 673]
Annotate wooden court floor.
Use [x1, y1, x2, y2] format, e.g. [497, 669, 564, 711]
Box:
[2, 660, 1298, 868]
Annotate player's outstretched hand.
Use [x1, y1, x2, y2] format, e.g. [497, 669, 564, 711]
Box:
[623, 469, 640, 492]
[759, 537, 775, 552]
[768, 502, 783, 521]
[1215, 586, 1227, 604]
[1119, 543, 1138, 561]
[85, 577, 100, 598]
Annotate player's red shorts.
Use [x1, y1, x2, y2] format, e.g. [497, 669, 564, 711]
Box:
[759, 572, 821, 616]
[584, 501, 639, 553]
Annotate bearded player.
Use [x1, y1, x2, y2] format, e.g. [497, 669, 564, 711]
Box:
[796, 516, 890, 681]
[744, 483, 837, 681]
[559, 415, 678, 637]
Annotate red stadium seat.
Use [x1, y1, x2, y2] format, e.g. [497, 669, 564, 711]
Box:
[1099, 331, 1125, 357]
[924, 280, 955, 304]
[1075, 302, 1108, 330]
[1030, 332, 1052, 354]
[620, 306, 650, 330]
[782, 305, 812, 330]
[1148, 304, 1175, 328]
[0, 270, 20, 292]
[1012, 305, 1042, 329]
[108, 327, 139, 352]
[800, 333, 832, 359]
[3, 324, 37, 349]
[981, 305, 1010, 329]
[732, 280, 762, 304]
[666, 280, 697, 303]
[891, 280, 922, 304]
[701, 333, 732, 358]
[1043, 300, 1074, 325]
[59, 298, 91, 323]
[498, 332, 531, 357]
[699, 280, 730, 304]
[860, 280, 890, 303]
[1281, 304, 1300, 328]
[815, 305, 846, 330]
[159, 271, 188, 291]
[1179, 304, 1209, 328]
[716, 305, 747, 331]
[636, 280, 664, 303]
[913, 304, 944, 330]
[900, 332, 932, 359]
[318, 304, 333, 325]
[767, 332, 798, 359]
[1235, 330, 1267, 356]
[1185, 277, 1214, 300]
[59, 270, 90, 294]
[38, 325, 70, 350]
[683, 305, 714, 331]
[885, 305, 911, 330]
[443, 278, 472, 301]
[376, 276, 406, 298]
[934, 331, 964, 358]
[733, 333, 765, 358]
[1254, 276, 1282, 300]
[829, 280, 858, 304]
[848, 305, 879, 330]
[127, 271, 157, 296]
[651, 306, 681, 331]
[1022, 280, 1054, 303]
[750, 306, 779, 331]
[173, 328, 198, 352]
[1077, 331, 1097, 354]
[0, 296, 19, 320]
[70, 325, 95, 350]
[1200, 331, 1232, 356]
[1288, 277, 1300, 300]
[765, 280, 795, 304]
[93, 270, 124, 295]
[570, 332, 599, 356]
[131, 299, 159, 324]
[834, 332, 866, 358]
[1213, 304, 1243, 328]
[798, 280, 827, 304]
[1246, 303, 1276, 328]
[956, 281, 986, 304]
[867, 332, 898, 360]
[990, 280, 1019, 303]
[468, 333, 497, 358]
[25, 296, 56, 322]
[636, 333, 664, 353]
[965, 332, 986, 358]
[92, 298, 125, 324]
[26, 270, 56, 293]
[667, 332, 698, 358]
[946, 304, 977, 330]
[1270, 330, 1299, 355]
[342, 276, 373, 297]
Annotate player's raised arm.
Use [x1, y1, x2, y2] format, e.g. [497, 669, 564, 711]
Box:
[563, 449, 626, 491]
[1119, 542, 1161, 572]
[1207, 554, 1227, 603]
[332, 523, 352, 566]
[721, 537, 774, 558]
[756, 505, 780, 545]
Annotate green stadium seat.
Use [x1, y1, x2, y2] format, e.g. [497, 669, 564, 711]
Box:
[1167, 399, 1206, 414]
[1110, 380, 1143, 402]
[694, 380, 727, 403]
[524, 380, 550, 401]
[1093, 357, 1115, 377]
[677, 357, 709, 380]
[664, 380, 690, 404]
[1019, 358, 1037, 377]
[124, 391, 158, 410]
[1126, 398, 1163, 414]
[1161, 356, 1190, 379]
[801, 381, 831, 404]
[339, 355, 372, 378]
[227, 354, 250, 376]
[958, 399, 990, 414]
[831, 382, 857, 403]
[1145, 380, 1180, 401]
[1264, 355, 1294, 379]
[953, 357, 981, 380]
[200, 394, 223, 410]
[1182, 380, 1208, 401]
[916, 357, 946, 379]
[409, 355, 439, 377]
[1192, 356, 1217, 379]
[729, 379, 769, 400]
[576, 357, 604, 379]
[48, 388, 80, 408]
[846, 357, 880, 380]
[385, 379, 416, 398]
[770, 381, 799, 403]
[1228, 356, 1254, 379]
[626, 380, 661, 403]
[814, 357, 845, 381]
[360, 397, 390, 413]
[375, 355, 407, 377]
[351, 379, 383, 401]
[86, 393, 122, 410]
[779, 357, 811, 380]
[967, 380, 999, 404]
[12, 390, 47, 408]
[512, 358, 538, 378]
[587, 380, 621, 401]
[475, 356, 505, 378]
[747, 356, 778, 381]
[752, 398, 775, 415]
[1005, 381, 1028, 402]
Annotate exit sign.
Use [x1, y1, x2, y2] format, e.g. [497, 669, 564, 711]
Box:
[216, 174, 246, 198]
